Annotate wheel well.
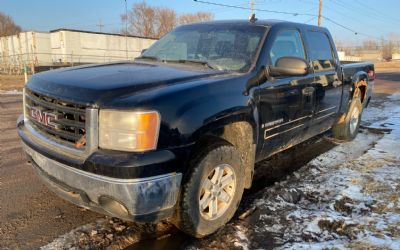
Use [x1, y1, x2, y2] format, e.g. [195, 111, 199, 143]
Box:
[358, 85, 367, 103]
[352, 79, 368, 103]
[191, 121, 256, 189]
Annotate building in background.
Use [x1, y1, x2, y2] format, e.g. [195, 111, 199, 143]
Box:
[392, 53, 400, 60]
[357, 50, 382, 62]
[337, 51, 361, 62]
[0, 29, 157, 74]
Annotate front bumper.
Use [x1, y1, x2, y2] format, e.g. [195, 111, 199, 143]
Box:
[18, 116, 182, 222]
[23, 143, 182, 222]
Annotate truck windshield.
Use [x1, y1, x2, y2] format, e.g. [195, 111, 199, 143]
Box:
[139, 24, 267, 72]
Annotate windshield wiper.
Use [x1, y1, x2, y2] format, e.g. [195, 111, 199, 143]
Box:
[136, 55, 161, 61]
[167, 59, 219, 70]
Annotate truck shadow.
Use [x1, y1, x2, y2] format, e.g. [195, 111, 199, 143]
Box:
[125, 132, 337, 250]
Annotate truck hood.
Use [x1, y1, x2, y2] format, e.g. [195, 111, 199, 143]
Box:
[27, 61, 224, 105]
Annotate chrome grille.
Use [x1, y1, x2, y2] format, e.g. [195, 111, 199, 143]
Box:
[25, 89, 86, 147]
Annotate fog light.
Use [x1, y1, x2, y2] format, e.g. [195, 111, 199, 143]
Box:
[98, 196, 129, 218]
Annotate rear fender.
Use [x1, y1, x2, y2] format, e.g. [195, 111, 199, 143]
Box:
[351, 71, 368, 103]
[336, 71, 368, 125]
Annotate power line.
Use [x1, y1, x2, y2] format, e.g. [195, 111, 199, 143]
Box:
[304, 17, 316, 24]
[96, 20, 104, 32]
[328, 0, 399, 30]
[193, 0, 390, 42]
[193, 0, 317, 17]
[341, 0, 400, 24]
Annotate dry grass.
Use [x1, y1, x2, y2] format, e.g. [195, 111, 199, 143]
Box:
[0, 75, 29, 91]
[375, 61, 400, 70]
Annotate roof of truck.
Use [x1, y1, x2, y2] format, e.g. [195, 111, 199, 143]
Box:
[187, 19, 325, 31]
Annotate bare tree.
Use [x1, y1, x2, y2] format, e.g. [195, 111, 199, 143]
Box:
[388, 33, 400, 53]
[179, 12, 214, 24]
[362, 40, 378, 50]
[122, 1, 213, 38]
[155, 7, 177, 38]
[0, 12, 22, 37]
[381, 40, 394, 61]
[122, 1, 156, 38]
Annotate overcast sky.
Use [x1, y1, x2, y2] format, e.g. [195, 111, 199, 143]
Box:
[1, 0, 399, 44]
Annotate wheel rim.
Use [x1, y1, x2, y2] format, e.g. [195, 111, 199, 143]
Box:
[199, 164, 236, 220]
[349, 107, 360, 134]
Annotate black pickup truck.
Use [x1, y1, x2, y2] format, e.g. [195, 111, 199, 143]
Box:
[17, 20, 374, 237]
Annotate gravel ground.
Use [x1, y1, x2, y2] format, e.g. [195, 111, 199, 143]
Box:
[0, 70, 399, 249]
[0, 92, 103, 250]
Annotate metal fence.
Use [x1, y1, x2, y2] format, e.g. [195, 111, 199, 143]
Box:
[0, 52, 141, 75]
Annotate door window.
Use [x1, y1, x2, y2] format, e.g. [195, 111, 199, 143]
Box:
[270, 30, 306, 66]
[306, 31, 335, 71]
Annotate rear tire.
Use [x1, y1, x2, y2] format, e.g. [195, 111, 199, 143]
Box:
[332, 96, 363, 141]
[174, 144, 245, 238]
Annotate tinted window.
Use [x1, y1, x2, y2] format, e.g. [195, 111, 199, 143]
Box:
[306, 31, 335, 71]
[270, 30, 305, 66]
[141, 24, 266, 72]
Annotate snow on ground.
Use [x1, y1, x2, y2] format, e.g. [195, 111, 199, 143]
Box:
[189, 94, 400, 250]
[0, 90, 22, 95]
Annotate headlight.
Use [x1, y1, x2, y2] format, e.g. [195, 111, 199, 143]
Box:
[99, 110, 160, 152]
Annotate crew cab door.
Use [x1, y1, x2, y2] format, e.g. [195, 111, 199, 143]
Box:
[256, 29, 315, 159]
[305, 30, 342, 130]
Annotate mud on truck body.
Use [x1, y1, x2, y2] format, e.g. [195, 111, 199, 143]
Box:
[17, 20, 374, 237]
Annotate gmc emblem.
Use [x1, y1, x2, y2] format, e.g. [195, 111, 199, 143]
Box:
[28, 106, 58, 129]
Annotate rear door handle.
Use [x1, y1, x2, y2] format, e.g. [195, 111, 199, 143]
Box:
[302, 86, 315, 96]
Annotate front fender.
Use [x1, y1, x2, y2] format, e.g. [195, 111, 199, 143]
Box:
[104, 74, 258, 149]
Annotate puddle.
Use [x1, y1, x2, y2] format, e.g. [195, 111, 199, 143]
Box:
[124, 230, 191, 250]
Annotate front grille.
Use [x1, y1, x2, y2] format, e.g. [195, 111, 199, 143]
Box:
[25, 89, 86, 147]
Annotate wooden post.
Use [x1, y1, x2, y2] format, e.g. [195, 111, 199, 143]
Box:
[30, 62, 35, 75]
[23, 63, 28, 83]
[318, 0, 322, 27]
[250, 0, 254, 16]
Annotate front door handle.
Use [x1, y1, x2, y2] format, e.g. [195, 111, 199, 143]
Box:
[333, 79, 342, 87]
[302, 86, 315, 96]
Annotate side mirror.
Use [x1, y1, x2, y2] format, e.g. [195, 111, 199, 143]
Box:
[269, 56, 308, 77]
[141, 49, 147, 54]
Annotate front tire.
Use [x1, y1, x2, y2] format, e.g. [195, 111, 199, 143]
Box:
[174, 144, 245, 238]
[333, 96, 363, 141]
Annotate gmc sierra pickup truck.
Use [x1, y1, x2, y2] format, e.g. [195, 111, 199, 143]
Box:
[17, 20, 374, 237]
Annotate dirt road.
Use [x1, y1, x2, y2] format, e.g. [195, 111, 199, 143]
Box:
[0, 70, 399, 249]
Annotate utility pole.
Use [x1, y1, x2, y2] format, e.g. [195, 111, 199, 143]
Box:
[318, 0, 322, 27]
[96, 19, 104, 32]
[250, 0, 255, 16]
[125, 0, 128, 59]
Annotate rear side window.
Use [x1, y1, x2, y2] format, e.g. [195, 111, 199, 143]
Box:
[306, 31, 335, 71]
[269, 30, 306, 66]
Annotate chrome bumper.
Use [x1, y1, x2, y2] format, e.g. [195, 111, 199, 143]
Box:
[23, 143, 182, 222]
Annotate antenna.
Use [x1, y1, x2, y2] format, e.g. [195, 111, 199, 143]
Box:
[249, 13, 257, 23]
[124, 0, 128, 59]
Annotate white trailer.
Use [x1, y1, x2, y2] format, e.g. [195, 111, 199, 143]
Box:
[0, 31, 52, 72]
[0, 29, 157, 73]
[337, 51, 362, 62]
[50, 29, 156, 65]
